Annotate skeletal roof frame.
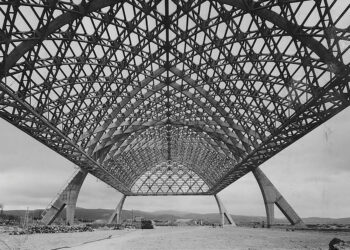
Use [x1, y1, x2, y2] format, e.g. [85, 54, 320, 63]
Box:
[0, 0, 349, 196]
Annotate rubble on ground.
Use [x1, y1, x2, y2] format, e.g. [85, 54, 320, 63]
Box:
[9, 225, 93, 235]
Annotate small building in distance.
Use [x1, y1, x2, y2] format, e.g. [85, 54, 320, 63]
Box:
[123, 216, 154, 229]
[134, 216, 143, 229]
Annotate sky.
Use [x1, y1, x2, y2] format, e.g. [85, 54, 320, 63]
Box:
[0, 106, 350, 219]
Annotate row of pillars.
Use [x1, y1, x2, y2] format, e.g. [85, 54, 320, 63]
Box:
[41, 167, 305, 228]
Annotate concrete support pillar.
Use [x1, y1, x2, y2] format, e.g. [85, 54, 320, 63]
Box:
[108, 194, 126, 224]
[253, 167, 306, 228]
[214, 194, 236, 226]
[41, 170, 87, 225]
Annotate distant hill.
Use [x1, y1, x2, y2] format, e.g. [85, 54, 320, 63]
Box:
[3, 208, 350, 225]
[151, 210, 192, 216]
[303, 217, 350, 225]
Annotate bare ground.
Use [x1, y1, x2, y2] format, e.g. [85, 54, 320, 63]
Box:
[0, 228, 133, 250]
[1, 226, 350, 250]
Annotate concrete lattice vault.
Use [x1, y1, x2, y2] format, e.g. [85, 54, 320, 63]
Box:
[0, 0, 349, 226]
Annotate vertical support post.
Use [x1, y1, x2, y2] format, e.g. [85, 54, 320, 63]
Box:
[253, 167, 306, 228]
[41, 170, 87, 225]
[108, 194, 127, 224]
[214, 194, 236, 226]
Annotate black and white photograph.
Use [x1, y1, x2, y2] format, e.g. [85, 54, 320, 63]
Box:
[0, 0, 350, 249]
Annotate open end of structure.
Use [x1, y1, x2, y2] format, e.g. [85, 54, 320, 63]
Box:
[131, 161, 210, 195]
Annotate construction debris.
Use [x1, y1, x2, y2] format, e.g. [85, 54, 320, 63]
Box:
[9, 225, 93, 235]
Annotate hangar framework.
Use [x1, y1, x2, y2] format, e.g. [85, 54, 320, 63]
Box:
[0, 0, 349, 227]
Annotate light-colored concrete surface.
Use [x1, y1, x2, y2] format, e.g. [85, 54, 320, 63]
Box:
[68, 226, 350, 250]
[214, 194, 236, 226]
[108, 194, 127, 224]
[41, 170, 87, 225]
[253, 167, 305, 227]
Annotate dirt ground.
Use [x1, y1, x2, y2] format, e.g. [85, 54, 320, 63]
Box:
[1, 226, 350, 250]
[0, 228, 132, 250]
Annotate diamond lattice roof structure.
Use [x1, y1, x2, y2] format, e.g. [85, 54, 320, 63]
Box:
[0, 0, 349, 196]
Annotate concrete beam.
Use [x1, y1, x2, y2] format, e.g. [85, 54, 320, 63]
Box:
[41, 170, 87, 225]
[253, 167, 306, 228]
[214, 194, 236, 226]
[108, 194, 127, 224]
[217, 0, 344, 73]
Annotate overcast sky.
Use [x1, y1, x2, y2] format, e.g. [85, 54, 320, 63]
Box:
[1, 107, 350, 219]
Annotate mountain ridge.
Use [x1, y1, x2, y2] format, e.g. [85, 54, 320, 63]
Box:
[3, 208, 350, 225]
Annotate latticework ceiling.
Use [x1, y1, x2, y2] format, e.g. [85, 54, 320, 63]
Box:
[131, 161, 210, 195]
[0, 0, 349, 195]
